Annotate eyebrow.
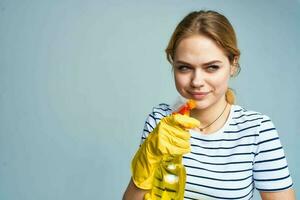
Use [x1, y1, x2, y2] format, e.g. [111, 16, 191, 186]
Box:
[174, 60, 222, 66]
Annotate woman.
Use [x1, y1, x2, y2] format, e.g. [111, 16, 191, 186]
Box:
[123, 10, 295, 199]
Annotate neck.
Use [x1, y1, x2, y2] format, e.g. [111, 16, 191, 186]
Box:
[190, 97, 231, 133]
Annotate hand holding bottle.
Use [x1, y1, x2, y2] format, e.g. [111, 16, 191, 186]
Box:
[131, 112, 200, 190]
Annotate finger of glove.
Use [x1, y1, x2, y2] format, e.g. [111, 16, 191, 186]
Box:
[159, 132, 190, 151]
[168, 114, 200, 129]
[159, 139, 191, 155]
[160, 124, 191, 141]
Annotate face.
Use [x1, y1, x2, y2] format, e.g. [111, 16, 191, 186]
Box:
[173, 34, 235, 110]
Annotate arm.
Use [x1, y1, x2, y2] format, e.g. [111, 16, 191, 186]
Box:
[254, 115, 295, 199]
[260, 188, 296, 200]
[123, 178, 149, 200]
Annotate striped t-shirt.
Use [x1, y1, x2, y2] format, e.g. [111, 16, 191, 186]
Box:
[140, 104, 293, 200]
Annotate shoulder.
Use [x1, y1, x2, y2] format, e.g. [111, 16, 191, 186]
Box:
[151, 103, 172, 118]
[231, 105, 272, 125]
[231, 104, 264, 119]
[140, 103, 172, 143]
[228, 105, 275, 135]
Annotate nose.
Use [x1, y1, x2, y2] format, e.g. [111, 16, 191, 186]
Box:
[190, 69, 204, 88]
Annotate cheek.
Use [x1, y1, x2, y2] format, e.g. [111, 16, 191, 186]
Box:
[174, 73, 183, 86]
[210, 73, 230, 92]
[174, 73, 189, 91]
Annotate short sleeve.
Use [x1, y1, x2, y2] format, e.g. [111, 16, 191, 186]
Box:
[139, 103, 172, 146]
[253, 115, 293, 191]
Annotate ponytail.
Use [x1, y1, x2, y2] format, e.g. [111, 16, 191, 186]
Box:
[226, 88, 235, 104]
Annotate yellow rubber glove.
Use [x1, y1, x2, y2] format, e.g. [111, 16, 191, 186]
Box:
[131, 113, 200, 190]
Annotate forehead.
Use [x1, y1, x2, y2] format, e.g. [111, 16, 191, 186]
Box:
[174, 35, 228, 64]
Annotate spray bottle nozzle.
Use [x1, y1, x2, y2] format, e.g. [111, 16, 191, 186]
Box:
[173, 99, 196, 116]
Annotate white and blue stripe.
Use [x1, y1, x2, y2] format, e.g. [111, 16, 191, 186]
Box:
[140, 104, 293, 200]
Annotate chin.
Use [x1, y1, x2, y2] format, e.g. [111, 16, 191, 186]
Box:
[194, 100, 212, 110]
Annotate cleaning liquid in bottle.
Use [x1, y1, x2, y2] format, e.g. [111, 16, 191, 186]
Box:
[150, 98, 196, 200]
[151, 154, 186, 200]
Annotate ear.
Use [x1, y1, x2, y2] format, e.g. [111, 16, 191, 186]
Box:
[230, 56, 239, 76]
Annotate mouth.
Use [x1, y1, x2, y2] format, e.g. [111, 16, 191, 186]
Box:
[188, 91, 210, 100]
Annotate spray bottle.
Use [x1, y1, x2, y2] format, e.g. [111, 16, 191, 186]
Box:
[149, 98, 196, 200]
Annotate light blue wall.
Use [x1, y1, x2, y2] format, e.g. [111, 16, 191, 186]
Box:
[0, 0, 299, 199]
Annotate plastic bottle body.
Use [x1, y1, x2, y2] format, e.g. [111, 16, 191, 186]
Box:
[151, 155, 186, 200]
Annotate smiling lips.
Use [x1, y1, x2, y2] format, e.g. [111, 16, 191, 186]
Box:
[189, 91, 210, 99]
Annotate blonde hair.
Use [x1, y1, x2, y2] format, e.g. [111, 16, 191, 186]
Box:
[165, 10, 240, 104]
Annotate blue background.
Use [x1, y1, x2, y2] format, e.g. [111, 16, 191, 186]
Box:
[0, 0, 299, 199]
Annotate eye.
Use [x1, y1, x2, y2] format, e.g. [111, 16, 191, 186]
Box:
[206, 65, 219, 72]
[176, 65, 192, 72]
